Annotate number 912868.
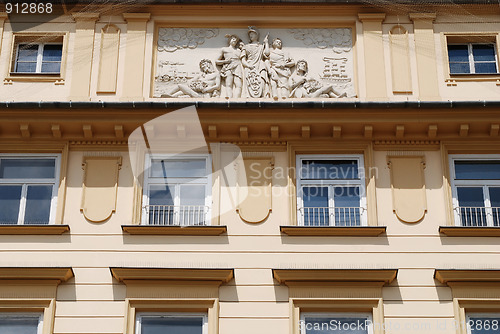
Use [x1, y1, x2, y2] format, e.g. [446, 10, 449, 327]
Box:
[5, 2, 53, 14]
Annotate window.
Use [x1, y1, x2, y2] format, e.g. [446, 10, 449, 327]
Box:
[142, 155, 211, 226]
[14, 43, 63, 74]
[467, 313, 500, 334]
[449, 155, 500, 227]
[447, 43, 498, 74]
[136, 313, 207, 334]
[0, 155, 60, 225]
[300, 313, 373, 334]
[296, 155, 366, 226]
[0, 313, 43, 334]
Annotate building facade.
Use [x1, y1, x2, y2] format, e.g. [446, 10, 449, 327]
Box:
[0, 1, 500, 333]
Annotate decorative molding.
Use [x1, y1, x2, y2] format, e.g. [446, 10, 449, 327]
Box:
[122, 225, 227, 236]
[122, 13, 151, 22]
[280, 226, 386, 237]
[273, 269, 398, 285]
[0, 267, 73, 282]
[110, 268, 234, 283]
[358, 13, 387, 22]
[439, 226, 500, 237]
[0, 225, 70, 235]
[288, 28, 352, 53]
[435, 270, 500, 284]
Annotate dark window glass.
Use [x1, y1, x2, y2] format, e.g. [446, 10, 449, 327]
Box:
[0, 316, 39, 334]
[0, 159, 56, 179]
[302, 186, 329, 226]
[301, 160, 359, 180]
[140, 316, 203, 334]
[457, 187, 487, 226]
[455, 161, 500, 180]
[24, 185, 52, 224]
[304, 317, 370, 334]
[472, 44, 496, 62]
[468, 316, 500, 334]
[333, 186, 361, 226]
[0, 185, 22, 224]
[448, 45, 469, 62]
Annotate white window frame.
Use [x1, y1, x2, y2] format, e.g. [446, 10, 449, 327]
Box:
[0, 154, 61, 225]
[14, 42, 63, 74]
[0, 312, 43, 334]
[449, 154, 500, 227]
[466, 312, 500, 334]
[296, 154, 367, 226]
[136, 312, 208, 334]
[300, 312, 373, 334]
[448, 42, 499, 74]
[142, 154, 212, 226]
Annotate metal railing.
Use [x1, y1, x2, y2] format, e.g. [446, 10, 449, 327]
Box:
[145, 205, 209, 226]
[456, 206, 500, 227]
[299, 207, 365, 226]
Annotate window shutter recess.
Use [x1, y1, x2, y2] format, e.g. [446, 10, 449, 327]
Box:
[81, 156, 122, 222]
[237, 157, 274, 224]
[387, 155, 427, 223]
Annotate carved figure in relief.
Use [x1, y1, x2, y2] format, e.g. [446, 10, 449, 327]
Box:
[289, 60, 346, 98]
[240, 27, 270, 98]
[267, 38, 295, 100]
[161, 59, 221, 98]
[216, 34, 243, 99]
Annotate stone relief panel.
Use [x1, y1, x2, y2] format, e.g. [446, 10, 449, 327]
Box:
[154, 27, 356, 99]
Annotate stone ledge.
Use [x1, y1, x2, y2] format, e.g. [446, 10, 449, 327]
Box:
[439, 226, 500, 237]
[0, 225, 70, 235]
[280, 225, 386, 236]
[122, 225, 227, 236]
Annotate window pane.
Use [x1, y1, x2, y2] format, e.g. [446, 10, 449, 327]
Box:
[472, 44, 496, 62]
[24, 185, 52, 224]
[455, 161, 500, 180]
[449, 62, 471, 74]
[150, 159, 206, 178]
[0, 159, 56, 179]
[457, 187, 487, 226]
[301, 160, 358, 180]
[303, 317, 370, 334]
[490, 187, 500, 227]
[148, 185, 174, 225]
[0, 185, 22, 225]
[141, 316, 203, 334]
[468, 316, 500, 334]
[334, 186, 361, 226]
[302, 186, 329, 226]
[17, 44, 38, 62]
[42, 45, 62, 61]
[41, 62, 61, 73]
[15, 62, 37, 73]
[0, 316, 39, 334]
[474, 62, 498, 74]
[179, 185, 206, 225]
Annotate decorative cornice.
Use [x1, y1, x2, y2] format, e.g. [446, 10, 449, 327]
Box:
[358, 13, 386, 22]
[435, 269, 500, 284]
[122, 13, 151, 22]
[110, 268, 234, 283]
[409, 12, 437, 21]
[72, 12, 100, 22]
[0, 268, 74, 282]
[273, 269, 398, 285]
[122, 225, 227, 236]
[280, 226, 386, 236]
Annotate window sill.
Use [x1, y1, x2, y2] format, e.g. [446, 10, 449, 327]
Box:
[439, 226, 500, 237]
[122, 225, 227, 236]
[0, 224, 70, 235]
[445, 75, 500, 85]
[4, 75, 64, 85]
[280, 226, 386, 236]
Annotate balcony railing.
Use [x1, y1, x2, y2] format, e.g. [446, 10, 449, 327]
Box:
[456, 206, 500, 227]
[299, 207, 365, 226]
[144, 205, 209, 226]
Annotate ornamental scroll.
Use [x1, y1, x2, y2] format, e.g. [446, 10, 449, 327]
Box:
[81, 157, 122, 223]
[154, 27, 356, 100]
[387, 155, 427, 223]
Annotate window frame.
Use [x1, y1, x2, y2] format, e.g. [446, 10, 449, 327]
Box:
[142, 153, 212, 226]
[0, 154, 61, 225]
[300, 312, 374, 334]
[135, 312, 208, 334]
[0, 312, 43, 334]
[449, 154, 500, 227]
[447, 42, 499, 75]
[296, 154, 367, 226]
[14, 42, 63, 75]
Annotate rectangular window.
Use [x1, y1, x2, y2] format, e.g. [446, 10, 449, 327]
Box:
[300, 313, 373, 334]
[0, 155, 60, 225]
[467, 313, 500, 334]
[136, 314, 207, 334]
[450, 155, 500, 227]
[448, 43, 498, 74]
[296, 155, 366, 226]
[14, 43, 63, 74]
[143, 155, 211, 226]
[0, 313, 43, 334]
